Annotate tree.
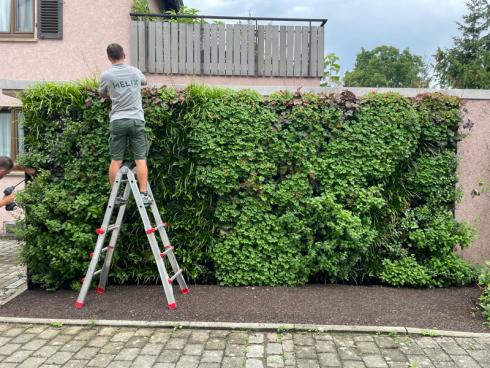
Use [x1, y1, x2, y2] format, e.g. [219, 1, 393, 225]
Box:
[344, 46, 429, 88]
[435, 0, 489, 89]
[321, 53, 342, 87]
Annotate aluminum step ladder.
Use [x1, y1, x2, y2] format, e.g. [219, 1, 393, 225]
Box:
[74, 165, 188, 310]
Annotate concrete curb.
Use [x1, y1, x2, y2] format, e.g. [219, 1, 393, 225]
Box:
[0, 317, 488, 338]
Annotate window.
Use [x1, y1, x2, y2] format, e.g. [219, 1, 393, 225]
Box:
[0, 110, 24, 161]
[0, 0, 35, 38]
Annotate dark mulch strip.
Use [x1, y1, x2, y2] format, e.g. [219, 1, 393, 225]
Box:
[0, 285, 488, 333]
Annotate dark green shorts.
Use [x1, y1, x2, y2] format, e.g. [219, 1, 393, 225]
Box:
[109, 118, 149, 161]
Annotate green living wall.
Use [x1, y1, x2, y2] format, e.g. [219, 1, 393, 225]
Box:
[17, 83, 476, 290]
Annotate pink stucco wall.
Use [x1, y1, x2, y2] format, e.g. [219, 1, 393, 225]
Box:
[0, 0, 320, 87]
[0, 0, 133, 81]
[456, 100, 490, 264]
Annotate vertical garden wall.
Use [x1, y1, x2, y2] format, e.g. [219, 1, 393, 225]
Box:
[17, 83, 476, 290]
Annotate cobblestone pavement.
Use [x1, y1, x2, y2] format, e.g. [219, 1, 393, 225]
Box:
[0, 239, 26, 305]
[0, 323, 487, 368]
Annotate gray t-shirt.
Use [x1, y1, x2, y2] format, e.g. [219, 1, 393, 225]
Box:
[99, 64, 147, 122]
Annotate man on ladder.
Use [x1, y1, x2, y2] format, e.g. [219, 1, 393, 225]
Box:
[99, 43, 151, 203]
[74, 44, 188, 311]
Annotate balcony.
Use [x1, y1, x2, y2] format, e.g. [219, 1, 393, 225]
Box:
[130, 14, 327, 78]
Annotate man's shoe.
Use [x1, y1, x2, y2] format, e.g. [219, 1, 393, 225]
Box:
[140, 192, 153, 205]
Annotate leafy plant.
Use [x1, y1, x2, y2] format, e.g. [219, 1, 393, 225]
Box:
[479, 261, 490, 324]
[17, 83, 475, 290]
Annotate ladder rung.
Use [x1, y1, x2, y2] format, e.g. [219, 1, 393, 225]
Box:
[93, 270, 101, 277]
[160, 246, 174, 258]
[168, 269, 183, 284]
[108, 224, 120, 232]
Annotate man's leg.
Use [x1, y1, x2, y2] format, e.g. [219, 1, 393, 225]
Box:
[134, 160, 148, 192]
[109, 160, 123, 187]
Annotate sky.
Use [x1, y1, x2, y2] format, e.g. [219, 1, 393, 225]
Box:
[184, 0, 468, 75]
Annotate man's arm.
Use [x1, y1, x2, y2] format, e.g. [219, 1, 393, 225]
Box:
[99, 73, 110, 98]
[137, 69, 147, 86]
[0, 195, 14, 208]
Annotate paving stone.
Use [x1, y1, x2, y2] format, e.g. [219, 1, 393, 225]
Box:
[17, 356, 47, 368]
[267, 354, 284, 367]
[423, 347, 452, 361]
[227, 332, 248, 345]
[172, 329, 192, 338]
[342, 361, 367, 368]
[87, 353, 115, 367]
[132, 354, 158, 367]
[380, 348, 407, 362]
[60, 326, 84, 335]
[432, 362, 458, 368]
[166, 338, 187, 350]
[114, 347, 140, 361]
[247, 344, 264, 358]
[205, 338, 226, 350]
[315, 339, 336, 353]
[283, 351, 296, 366]
[3, 327, 25, 337]
[134, 328, 154, 337]
[267, 342, 282, 355]
[0, 363, 17, 368]
[4, 349, 33, 362]
[198, 363, 221, 368]
[150, 331, 173, 344]
[176, 355, 199, 368]
[189, 331, 210, 343]
[32, 345, 60, 358]
[246, 359, 264, 368]
[452, 355, 482, 368]
[318, 352, 341, 367]
[281, 340, 294, 353]
[74, 347, 100, 359]
[455, 337, 486, 351]
[225, 343, 246, 356]
[110, 331, 134, 342]
[267, 333, 280, 342]
[0, 336, 11, 347]
[25, 326, 48, 335]
[124, 336, 149, 348]
[106, 361, 132, 368]
[44, 351, 73, 365]
[354, 335, 375, 342]
[37, 329, 60, 340]
[333, 335, 355, 348]
[48, 334, 75, 346]
[222, 356, 246, 368]
[183, 344, 204, 356]
[338, 346, 362, 361]
[374, 337, 398, 349]
[468, 348, 490, 363]
[11, 333, 36, 344]
[140, 342, 164, 356]
[357, 342, 381, 354]
[407, 354, 436, 367]
[201, 349, 224, 363]
[297, 359, 320, 368]
[209, 330, 229, 338]
[97, 327, 118, 336]
[249, 333, 265, 344]
[99, 342, 125, 355]
[157, 349, 182, 363]
[295, 345, 317, 359]
[362, 354, 388, 367]
[86, 336, 110, 348]
[439, 341, 467, 355]
[293, 334, 315, 346]
[64, 359, 91, 368]
[416, 337, 440, 349]
[0, 343, 22, 355]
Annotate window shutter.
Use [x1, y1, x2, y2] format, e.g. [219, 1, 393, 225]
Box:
[38, 0, 63, 39]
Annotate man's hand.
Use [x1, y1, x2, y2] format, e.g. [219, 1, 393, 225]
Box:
[0, 194, 15, 208]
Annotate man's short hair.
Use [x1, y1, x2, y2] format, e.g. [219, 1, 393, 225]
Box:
[107, 43, 125, 61]
[0, 156, 14, 171]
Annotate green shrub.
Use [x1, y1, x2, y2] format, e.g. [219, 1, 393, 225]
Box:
[16, 84, 476, 289]
[479, 261, 490, 324]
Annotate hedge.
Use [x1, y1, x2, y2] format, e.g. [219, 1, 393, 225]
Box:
[16, 83, 476, 290]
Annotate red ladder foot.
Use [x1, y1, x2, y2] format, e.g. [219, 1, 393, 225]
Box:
[168, 302, 177, 310]
[96, 287, 105, 295]
[181, 288, 189, 295]
[74, 301, 84, 309]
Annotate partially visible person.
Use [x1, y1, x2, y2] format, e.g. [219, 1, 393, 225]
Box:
[0, 156, 36, 208]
